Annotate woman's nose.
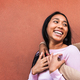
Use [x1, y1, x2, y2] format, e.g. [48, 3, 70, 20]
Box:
[57, 23, 63, 28]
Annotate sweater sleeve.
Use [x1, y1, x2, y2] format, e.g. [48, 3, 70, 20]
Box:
[60, 63, 80, 80]
[65, 45, 80, 72]
[28, 69, 38, 80]
[50, 69, 65, 80]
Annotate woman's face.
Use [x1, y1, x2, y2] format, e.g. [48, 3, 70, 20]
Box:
[47, 14, 68, 42]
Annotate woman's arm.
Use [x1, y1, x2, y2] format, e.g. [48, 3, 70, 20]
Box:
[48, 53, 66, 80]
[39, 42, 49, 56]
[59, 63, 80, 80]
[28, 51, 49, 80]
[28, 70, 38, 80]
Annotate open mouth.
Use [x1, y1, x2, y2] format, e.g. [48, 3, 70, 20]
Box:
[54, 30, 63, 35]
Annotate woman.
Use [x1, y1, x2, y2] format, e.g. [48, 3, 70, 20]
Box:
[28, 11, 80, 80]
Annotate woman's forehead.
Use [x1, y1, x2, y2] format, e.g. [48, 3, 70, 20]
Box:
[51, 14, 67, 22]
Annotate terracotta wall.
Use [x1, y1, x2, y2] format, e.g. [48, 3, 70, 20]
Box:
[0, 0, 80, 80]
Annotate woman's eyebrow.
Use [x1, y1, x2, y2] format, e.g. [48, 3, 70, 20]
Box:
[52, 18, 59, 20]
[63, 21, 67, 23]
[52, 18, 67, 23]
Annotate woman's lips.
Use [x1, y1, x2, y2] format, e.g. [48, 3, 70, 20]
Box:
[53, 30, 63, 35]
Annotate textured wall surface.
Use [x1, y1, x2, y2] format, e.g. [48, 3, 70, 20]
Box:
[0, 0, 80, 80]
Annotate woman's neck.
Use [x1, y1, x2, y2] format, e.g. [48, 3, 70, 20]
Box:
[49, 41, 67, 49]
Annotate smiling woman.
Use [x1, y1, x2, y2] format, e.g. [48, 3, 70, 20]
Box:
[28, 12, 80, 80]
[42, 12, 71, 50]
[47, 14, 68, 47]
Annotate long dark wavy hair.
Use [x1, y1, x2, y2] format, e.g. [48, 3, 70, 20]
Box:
[31, 11, 72, 68]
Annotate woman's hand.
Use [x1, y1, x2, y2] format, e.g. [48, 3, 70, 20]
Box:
[32, 51, 49, 75]
[48, 53, 65, 73]
[39, 42, 49, 56]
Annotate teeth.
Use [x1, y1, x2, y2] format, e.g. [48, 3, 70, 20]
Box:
[54, 31, 62, 35]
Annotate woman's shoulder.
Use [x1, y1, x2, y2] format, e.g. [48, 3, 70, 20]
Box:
[67, 45, 78, 49]
[65, 44, 80, 53]
[64, 45, 80, 60]
[61, 44, 77, 50]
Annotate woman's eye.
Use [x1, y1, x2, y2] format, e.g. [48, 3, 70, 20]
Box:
[53, 21, 58, 23]
[63, 24, 67, 26]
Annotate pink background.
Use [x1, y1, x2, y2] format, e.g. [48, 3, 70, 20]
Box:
[0, 0, 80, 80]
